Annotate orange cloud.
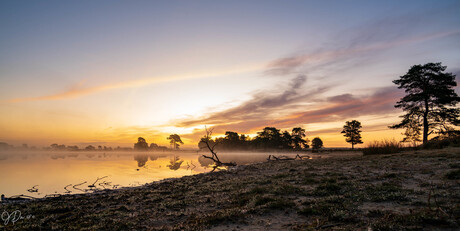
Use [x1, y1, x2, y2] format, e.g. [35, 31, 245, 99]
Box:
[5, 65, 263, 103]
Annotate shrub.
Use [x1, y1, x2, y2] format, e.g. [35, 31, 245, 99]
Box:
[363, 139, 402, 155]
[424, 135, 460, 149]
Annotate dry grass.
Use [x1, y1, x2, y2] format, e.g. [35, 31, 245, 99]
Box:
[363, 139, 403, 155]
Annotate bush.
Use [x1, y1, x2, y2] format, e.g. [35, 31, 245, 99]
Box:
[363, 139, 402, 155]
[423, 135, 460, 149]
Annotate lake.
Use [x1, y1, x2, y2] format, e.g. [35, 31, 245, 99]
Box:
[0, 150, 314, 198]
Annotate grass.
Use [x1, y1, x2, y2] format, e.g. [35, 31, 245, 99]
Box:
[1, 148, 459, 230]
[445, 169, 460, 179]
[363, 139, 403, 155]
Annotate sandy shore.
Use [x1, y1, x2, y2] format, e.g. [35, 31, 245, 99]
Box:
[1, 148, 459, 230]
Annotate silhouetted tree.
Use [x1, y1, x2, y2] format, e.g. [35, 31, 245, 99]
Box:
[67, 145, 79, 151]
[281, 130, 293, 149]
[224, 131, 240, 149]
[85, 145, 96, 151]
[200, 127, 236, 172]
[254, 127, 283, 149]
[51, 144, 66, 150]
[390, 62, 460, 144]
[149, 143, 159, 150]
[291, 127, 309, 149]
[401, 119, 422, 147]
[341, 120, 363, 150]
[311, 137, 323, 152]
[134, 137, 149, 151]
[167, 134, 183, 150]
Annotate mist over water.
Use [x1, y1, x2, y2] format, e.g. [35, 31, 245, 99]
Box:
[0, 150, 321, 198]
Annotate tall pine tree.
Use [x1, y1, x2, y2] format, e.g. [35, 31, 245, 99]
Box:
[390, 62, 460, 144]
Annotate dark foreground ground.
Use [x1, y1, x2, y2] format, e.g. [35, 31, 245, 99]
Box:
[1, 148, 459, 230]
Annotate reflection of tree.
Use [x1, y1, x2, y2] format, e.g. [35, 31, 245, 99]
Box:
[167, 156, 183, 170]
[198, 155, 213, 167]
[134, 154, 149, 167]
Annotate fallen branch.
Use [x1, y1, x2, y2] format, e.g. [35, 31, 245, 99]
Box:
[88, 176, 108, 188]
[44, 194, 61, 198]
[267, 154, 309, 161]
[202, 126, 237, 172]
[99, 181, 112, 189]
[73, 181, 88, 192]
[64, 184, 73, 193]
[1, 194, 37, 202]
[27, 185, 39, 193]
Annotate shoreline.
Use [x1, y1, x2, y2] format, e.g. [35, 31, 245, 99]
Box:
[1, 148, 459, 230]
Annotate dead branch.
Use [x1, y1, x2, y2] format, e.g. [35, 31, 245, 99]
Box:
[1, 194, 37, 202]
[98, 181, 112, 189]
[88, 176, 108, 188]
[64, 184, 73, 193]
[267, 154, 310, 161]
[73, 181, 88, 192]
[27, 185, 39, 193]
[202, 126, 237, 172]
[44, 194, 61, 198]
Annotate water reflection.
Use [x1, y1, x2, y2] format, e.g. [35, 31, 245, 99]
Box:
[167, 156, 183, 171]
[134, 154, 149, 167]
[0, 150, 332, 198]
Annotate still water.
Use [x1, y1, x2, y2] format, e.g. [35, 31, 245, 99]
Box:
[0, 151, 304, 198]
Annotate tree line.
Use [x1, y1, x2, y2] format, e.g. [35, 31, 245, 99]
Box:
[197, 127, 325, 151]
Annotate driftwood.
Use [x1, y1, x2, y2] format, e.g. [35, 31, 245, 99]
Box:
[64, 184, 73, 193]
[202, 126, 236, 172]
[44, 194, 61, 198]
[88, 176, 108, 188]
[27, 185, 39, 193]
[1, 194, 36, 202]
[73, 181, 88, 192]
[99, 181, 112, 189]
[267, 154, 309, 161]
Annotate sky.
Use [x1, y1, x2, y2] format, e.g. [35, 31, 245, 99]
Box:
[1, 0, 459, 148]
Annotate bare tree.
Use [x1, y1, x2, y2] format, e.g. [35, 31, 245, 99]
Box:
[201, 126, 236, 172]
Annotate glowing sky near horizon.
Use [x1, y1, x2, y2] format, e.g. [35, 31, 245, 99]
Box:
[1, 0, 459, 148]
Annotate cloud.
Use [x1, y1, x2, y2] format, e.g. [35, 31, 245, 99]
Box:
[265, 30, 460, 77]
[4, 64, 263, 103]
[265, 4, 460, 77]
[177, 86, 404, 138]
[176, 75, 333, 127]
